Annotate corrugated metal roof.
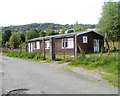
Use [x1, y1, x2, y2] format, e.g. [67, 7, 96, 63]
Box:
[26, 30, 102, 42]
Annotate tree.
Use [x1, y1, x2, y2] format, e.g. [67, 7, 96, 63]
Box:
[19, 32, 25, 42]
[46, 29, 57, 36]
[73, 21, 82, 32]
[39, 31, 46, 37]
[2, 30, 11, 46]
[97, 1, 120, 49]
[59, 26, 67, 34]
[25, 29, 39, 40]
[5, 41, 11, 48]
[9, 32, 21, 48]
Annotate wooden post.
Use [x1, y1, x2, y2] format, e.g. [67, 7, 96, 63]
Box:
[63, 37, 65, 60]
[43, 39, 46, 60]
[26, 43, 28, 52]
[74, 35, 78, 59]
[49, 37, 55, 60]
[20, 41, 22, 53]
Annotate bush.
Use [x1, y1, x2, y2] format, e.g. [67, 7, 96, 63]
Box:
[6, 51, 42, 60]
[20, 52, 28, 59]
[34, 53, 42, 60]
[2, 48, 8, 53]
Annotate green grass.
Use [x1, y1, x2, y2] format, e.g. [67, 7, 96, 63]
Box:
[60, 67, 74, 72]
[100, 73, 119, 87]
[69, 52, 119, 87]
[5, 51, 43, 61]
[56, 53, 74, 60]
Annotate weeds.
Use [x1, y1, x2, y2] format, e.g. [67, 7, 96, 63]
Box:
[69, 52, 119, 87]
[60, 67, 74, 72]
[6, 51, 43, 60]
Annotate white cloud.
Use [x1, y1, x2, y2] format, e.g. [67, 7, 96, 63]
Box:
[0, 0, 105, 26]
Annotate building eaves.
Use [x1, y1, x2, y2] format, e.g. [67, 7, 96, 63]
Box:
[26, 30, 103, 42]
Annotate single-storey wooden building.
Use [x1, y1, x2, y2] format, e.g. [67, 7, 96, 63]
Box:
[26, 30, 104, 59]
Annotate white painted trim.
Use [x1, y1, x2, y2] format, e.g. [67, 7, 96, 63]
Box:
[83, 36, 88, 43]
[94, 39, 99, 52]
[28, 43, 31, 53]
[62, 38, 74, 49]
[45, 40, 50, 49]
[36, 41, 40, 49]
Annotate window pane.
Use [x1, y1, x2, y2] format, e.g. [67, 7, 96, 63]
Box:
[37, 41, 40, 49]
[63, 41, 64, 48]
[83, 36, 88, 43]
[45, 41, 49, 49]
[62, 38, 74, 49]
[65, 41, 68, 47]
[35, 42, 37, 48]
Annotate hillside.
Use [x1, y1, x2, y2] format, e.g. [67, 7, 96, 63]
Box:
[2, 23, 95, 32]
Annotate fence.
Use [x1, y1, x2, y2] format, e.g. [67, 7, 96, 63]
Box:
[104, 41, 120, 50]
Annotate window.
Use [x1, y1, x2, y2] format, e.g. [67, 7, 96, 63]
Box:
[33, 41, 40, 49]
[83, 36, 88, 43]
[62, 39, 68, 48]
[45, 40, 50, 49]
[62, 38, 74, 49]
[33, 42, 37, 49]
[36, 41, 40, 49]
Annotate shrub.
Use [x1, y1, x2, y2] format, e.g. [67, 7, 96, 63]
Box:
[2, 48, 8, 53]
[34, 53, 42, 60]
[27, 52, 36, 59]
[6, 51, 43, 60]
[20, 52, 28, 59]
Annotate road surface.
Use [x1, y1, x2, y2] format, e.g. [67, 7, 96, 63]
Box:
[0, 56, 118, 94]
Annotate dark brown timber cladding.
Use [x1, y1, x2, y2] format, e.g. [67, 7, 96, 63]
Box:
[77, 32, 104, 53]
[30, 32, 104, 54]
[31, 39, 74, 54]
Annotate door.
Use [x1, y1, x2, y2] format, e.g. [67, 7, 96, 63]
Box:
[30, 43, 33, 52]
[93, 39, 99, 52]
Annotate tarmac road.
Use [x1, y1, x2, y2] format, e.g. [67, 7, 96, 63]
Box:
[0, 56, 118, 94]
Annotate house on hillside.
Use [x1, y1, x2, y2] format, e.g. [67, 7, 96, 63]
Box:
[26, 31, 104, 59]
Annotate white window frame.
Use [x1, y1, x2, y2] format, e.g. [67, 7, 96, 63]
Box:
[45, 40, 50, 49]
[62, 38, 74, 49]
[33, 41, 40, 49]
[36, 41, 40, 49]
[28, 43, 31, 52]
[34, 42, 37, 49]
[83, 36, 88, 43]
[31, 43, 33, 52]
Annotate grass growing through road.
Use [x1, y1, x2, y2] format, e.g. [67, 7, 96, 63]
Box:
[69, 52, 119, 87]
[60, 67, 74, 72]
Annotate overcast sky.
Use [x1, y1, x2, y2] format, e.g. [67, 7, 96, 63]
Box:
[0, 0, 115, 26]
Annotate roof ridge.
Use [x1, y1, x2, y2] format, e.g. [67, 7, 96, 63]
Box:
[26, 30, 102, 42]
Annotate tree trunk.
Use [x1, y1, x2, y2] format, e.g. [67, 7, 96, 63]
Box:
[112, 41, 115, 49]
[105, 39, 110, 53]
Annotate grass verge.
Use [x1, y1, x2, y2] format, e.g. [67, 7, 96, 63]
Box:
[69, 52, 119, 87]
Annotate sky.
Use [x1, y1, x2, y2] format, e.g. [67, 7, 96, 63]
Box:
[0, 0, 115, 27]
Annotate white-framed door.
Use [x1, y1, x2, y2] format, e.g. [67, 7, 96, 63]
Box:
[93, 39, 99, 52]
